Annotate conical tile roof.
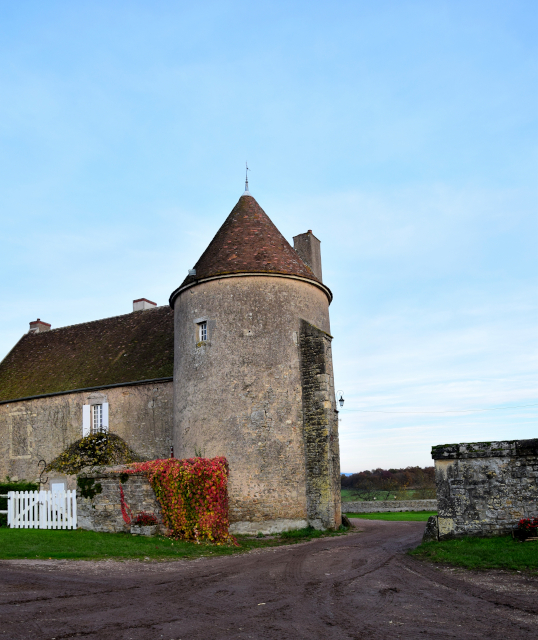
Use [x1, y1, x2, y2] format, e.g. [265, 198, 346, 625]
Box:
[170, 195, 328, 306]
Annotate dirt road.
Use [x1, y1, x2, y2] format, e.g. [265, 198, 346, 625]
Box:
[1, 520, 537, 639]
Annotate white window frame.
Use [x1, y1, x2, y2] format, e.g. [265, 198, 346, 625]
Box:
[92, 404, 103, 433]
[199, 321, 207, 342]
[83, 402, 109, 436]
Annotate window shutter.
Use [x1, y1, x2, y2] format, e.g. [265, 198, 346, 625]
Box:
[102, 403, 109, 433]
[82, 405, 90, 437]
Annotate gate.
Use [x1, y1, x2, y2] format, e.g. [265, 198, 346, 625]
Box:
[4, 490, 77, 529]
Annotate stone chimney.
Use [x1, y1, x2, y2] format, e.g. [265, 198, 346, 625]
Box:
[293, 230, 323, 281]
[133, 298, 157, 312]
[29, 319, 51, 334]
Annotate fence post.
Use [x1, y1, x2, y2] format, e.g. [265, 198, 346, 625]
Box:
[7, 491, 13, 528]
[72, 489, 77, 529]
[23, 491, 27, 528]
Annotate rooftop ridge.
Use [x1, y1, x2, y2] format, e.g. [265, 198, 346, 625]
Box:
[24, 304, 170, 336]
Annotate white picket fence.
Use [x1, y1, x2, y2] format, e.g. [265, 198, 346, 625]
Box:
[2, 490, 77, 529]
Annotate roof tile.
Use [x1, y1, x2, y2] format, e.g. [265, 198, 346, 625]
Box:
[172, 195, 318, 298]
[0, 306, 174, 402]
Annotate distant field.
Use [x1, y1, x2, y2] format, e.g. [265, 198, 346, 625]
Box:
[341, 489, 432, 502]
[346, 511, 437, 522]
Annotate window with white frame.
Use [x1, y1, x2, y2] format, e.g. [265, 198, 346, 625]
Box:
[198, 321, 207, 342]
[92, 404, 103, 433]
[82, 401, 109, 437]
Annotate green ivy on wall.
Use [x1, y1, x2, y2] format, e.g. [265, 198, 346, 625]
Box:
[46, 433, 141, 475]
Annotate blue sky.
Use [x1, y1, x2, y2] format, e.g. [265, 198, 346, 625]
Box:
[1, 1, 536, 471]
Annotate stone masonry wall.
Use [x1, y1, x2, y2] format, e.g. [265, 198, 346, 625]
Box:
[299, 320, 341, 530]
[432, 439, 538, 539]
[0, 381, 173, 483]
[343, 499, 437, 513]
[173, 276, 334, 533]
[77, 466, 162, 533]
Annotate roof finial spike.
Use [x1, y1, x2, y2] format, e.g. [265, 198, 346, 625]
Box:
[243, 161, 250, 195]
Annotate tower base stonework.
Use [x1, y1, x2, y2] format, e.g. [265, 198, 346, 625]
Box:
[299, 320, 341, 529]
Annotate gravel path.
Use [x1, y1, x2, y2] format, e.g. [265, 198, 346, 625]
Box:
[1, 520, 537, 639]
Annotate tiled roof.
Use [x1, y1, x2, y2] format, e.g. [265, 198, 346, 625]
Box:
[0, 306, 174, 402]
[171, 195, 319, 303]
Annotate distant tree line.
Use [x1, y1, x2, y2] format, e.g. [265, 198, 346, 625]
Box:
[341, 466, 436, 500]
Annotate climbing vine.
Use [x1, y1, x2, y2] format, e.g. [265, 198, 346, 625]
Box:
[125, 457, 231, 543]
[119, 484, 133, 524]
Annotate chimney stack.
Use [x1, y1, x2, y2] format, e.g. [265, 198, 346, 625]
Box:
[293, 230, 323, 281]
[133, 298, 157, 312]
[29, 319, 51, 334]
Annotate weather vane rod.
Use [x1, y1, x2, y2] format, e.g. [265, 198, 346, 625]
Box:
[244, 162, 250, 195]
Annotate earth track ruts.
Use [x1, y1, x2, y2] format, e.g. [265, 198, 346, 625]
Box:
[0, 520, 537, 639]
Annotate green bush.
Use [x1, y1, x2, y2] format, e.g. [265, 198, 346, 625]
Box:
[0, 480, 39, 527]
[46, 433, 141, 475]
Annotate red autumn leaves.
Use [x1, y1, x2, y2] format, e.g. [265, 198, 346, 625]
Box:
[126, 457, 231, 543]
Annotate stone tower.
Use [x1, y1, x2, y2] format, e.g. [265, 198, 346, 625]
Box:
[169, 193, 341, 533]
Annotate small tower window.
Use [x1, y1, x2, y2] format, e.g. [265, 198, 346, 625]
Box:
[198, 321, 207, 342]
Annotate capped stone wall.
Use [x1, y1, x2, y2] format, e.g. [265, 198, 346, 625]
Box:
[432, 439, 538, 540]
[77, 465, 162, 533]
[343, 499, 437, 514]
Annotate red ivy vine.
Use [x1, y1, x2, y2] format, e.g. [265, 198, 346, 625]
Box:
[119, 484, 133, 524]
[124, 457, 231, 544]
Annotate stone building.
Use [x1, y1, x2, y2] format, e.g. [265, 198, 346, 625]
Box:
[0, 191, 341, 531]
[0, 302, 174, 490]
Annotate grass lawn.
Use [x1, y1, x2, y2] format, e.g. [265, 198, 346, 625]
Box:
[410, 535, 538, 574]
[0, 526, 348, 561]
[346, 511, 437, 522]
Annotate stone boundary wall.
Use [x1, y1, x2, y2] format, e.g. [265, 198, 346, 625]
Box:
[77, 465, 163, 534]
[343, 499, 437, 513]
[431, 438, 538, 540]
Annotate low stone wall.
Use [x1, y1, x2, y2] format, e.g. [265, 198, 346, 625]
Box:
[343, 499, 437, 513]
[431, 439, 538, 540]
[77, 465, 162, 533]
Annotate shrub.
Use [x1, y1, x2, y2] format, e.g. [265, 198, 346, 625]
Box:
[124, 457, 231, 543]
[46, 433, 141, 474]
[133, 512, 158, 526]
[517, 517, 538, 534]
